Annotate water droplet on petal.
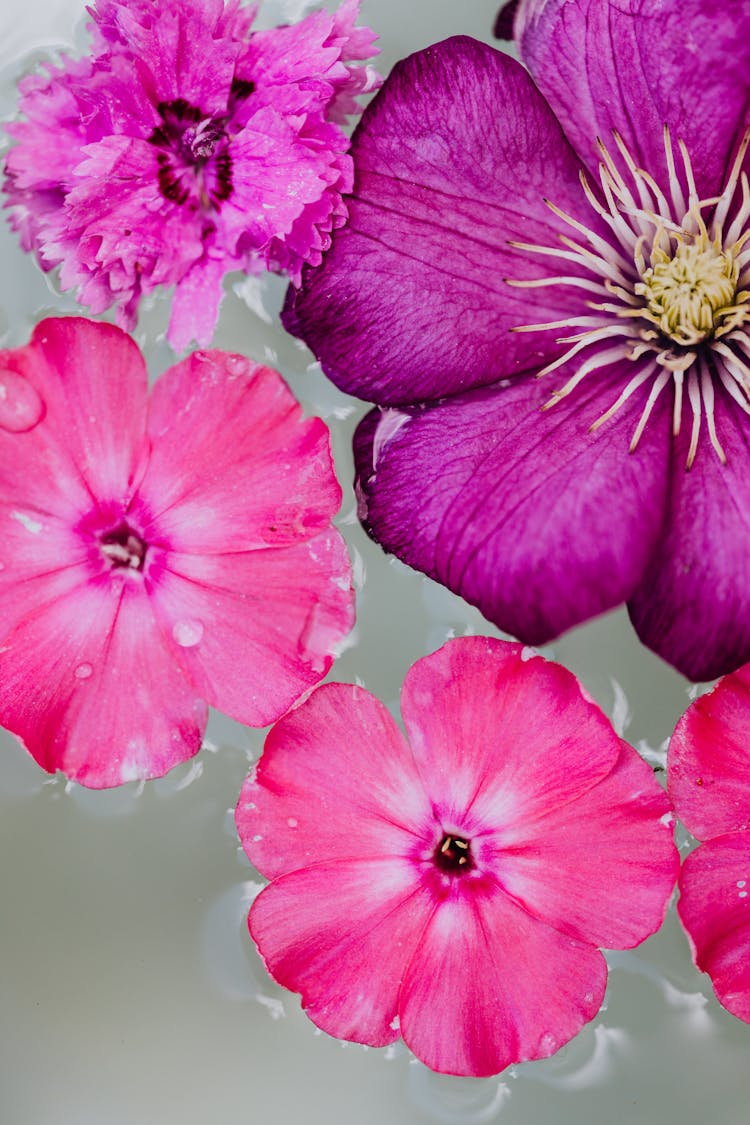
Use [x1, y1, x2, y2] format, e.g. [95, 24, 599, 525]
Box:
[74, 662, 93, 680]
[287, 817, 298, 828]
[172, 618, 204, 647]
[0, 369, 45, 432]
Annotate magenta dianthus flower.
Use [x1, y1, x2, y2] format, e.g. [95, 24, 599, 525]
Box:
[4, 0, 380, 350]
[237, 636, 677, 1077]
[0, 317, 353, 788]
[284, 0, 750, 681]
[669, 667, 750, 1022]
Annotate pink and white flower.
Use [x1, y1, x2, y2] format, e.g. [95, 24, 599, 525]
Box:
[0, 316, 354, 788]
[237, 636, 678, 1077]
[669, 667, 750, 1021]
[3, 0, 380, 350]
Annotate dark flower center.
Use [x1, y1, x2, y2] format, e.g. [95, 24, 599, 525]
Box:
[147, 92, 247, 209]
[433, 833, 474, 875]
[100, 523, 148, 571]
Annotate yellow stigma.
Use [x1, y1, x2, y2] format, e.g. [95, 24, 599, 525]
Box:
[636, 232, 749, 347]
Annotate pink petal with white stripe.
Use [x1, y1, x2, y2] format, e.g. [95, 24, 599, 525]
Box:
[139, 350, 342, 553]
[249, 858, 435, 1047]
[0, 317, 147, 503]
[495, 741, 678, 948]
[238, 681, 430, 880]
[400, 636, 618, 831]
[0, 577, 205, 787]
[399, 880, 607, 1077]
[147, 530, 354, 727]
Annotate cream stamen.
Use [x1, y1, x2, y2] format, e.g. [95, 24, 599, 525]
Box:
[509, 126, 750, 467]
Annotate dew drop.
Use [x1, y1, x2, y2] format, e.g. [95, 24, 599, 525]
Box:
[172, 618, 204, 647]
[74, 662, 93, 680]
[287, 817, 298, 828]
[0, 369, 45, 432]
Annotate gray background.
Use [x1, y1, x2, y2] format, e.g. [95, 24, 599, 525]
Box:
[0, 2, 748, 1122]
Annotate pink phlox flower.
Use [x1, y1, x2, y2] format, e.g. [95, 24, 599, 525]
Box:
[3, 0, 380, 350]
[669, 666, 750, 1022]
[0, 316, 354, 788]
[237, 636, 678, 1077]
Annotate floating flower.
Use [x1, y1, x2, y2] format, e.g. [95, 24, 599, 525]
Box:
[3, 0, 380, 351]
[237, 636, 677, 1076]
[0, 317, 353, 787]
[283, 1, 750, 682]
[669, 667, 750, 1021]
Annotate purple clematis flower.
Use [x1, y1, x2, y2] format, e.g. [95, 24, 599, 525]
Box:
[283, 0, 750, 682]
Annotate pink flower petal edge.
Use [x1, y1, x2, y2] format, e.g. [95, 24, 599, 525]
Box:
[238, 636, 677, 1076]
[669, 665, 750, 1020]
[0, 316, 354, 787]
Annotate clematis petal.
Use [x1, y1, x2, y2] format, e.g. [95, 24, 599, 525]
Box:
[677, 833, 750, 1023]
[284, 36, 604, 405]
[0, 577, 205, 788]
[237, 682, 430, 880]
[494, 741, 677, 949]
[138, 350, 342, 553]
[355, 370, 670, 645]
[145, 531, 354, 728]
[399, 882, 606, 1077]
[517, 0, 750, 198]
[249, 858, 435, 1047]
[628, 389, 750, 682]
[0, 317, 147, 506]
[400, 636, 619, 828]
[668, 667, 750, 841]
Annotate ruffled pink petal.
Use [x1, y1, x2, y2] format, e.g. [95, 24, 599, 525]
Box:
[237, 682, 430, 880]
[628, 387, 750, 681]
[249, 858, 435, 1047]
[139, 350, 342, 553]
[399, 881, 607, 1076]
[495, 741, 678, 949]
[668, 666, 750, 841]
[0, 577, 206, 788]
[285, 36, 606, 405]
[0, 318, 147, 506]
[146, 531, 354, 728]
[677, 833, 750, 1022]
[517, 0, 750, 198]
[400, 637, 619, 833]
[355, 370, 670, 646]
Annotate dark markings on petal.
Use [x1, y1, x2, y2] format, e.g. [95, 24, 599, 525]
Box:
[157, 98, 202, 124]
[211, 150, 233, 204]
[155, 152, 190, 205]
[230, 77, 256, 101]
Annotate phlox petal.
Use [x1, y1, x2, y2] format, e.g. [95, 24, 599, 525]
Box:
[147, 532, 354, 729]
[250, 858, 434, 1047]
[669, 665, 750, 841]
[238, 682, 429, 881]
[0, 578, 205, 788]
[677, 834, 750, 1023]
[495, 742, 678, 949]
[399, 882, 607, 1077]
[139, 350, 342, 553]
